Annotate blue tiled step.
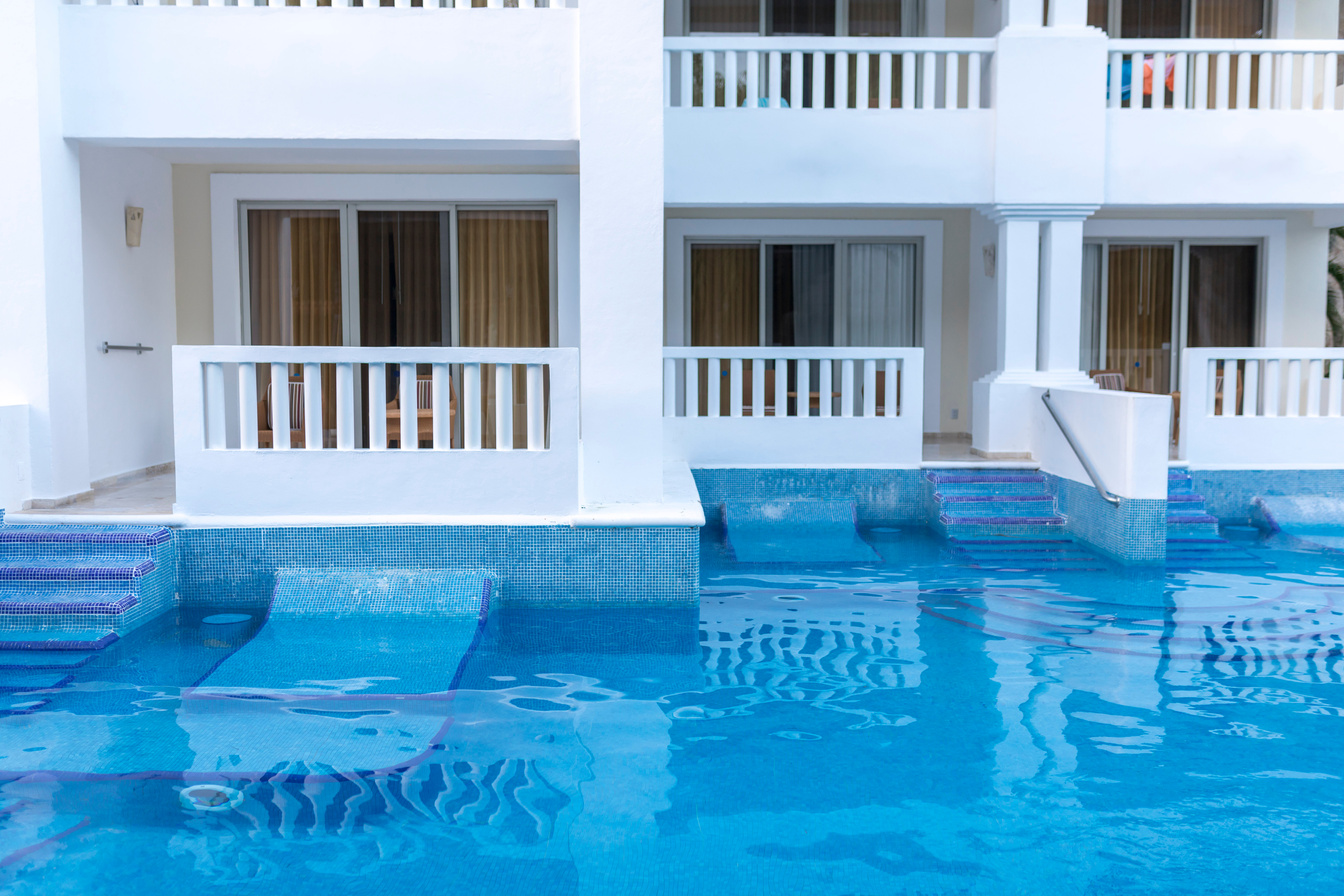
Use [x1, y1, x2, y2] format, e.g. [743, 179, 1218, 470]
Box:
[927, 473, 1044, 485]
[0, 670, 73, 692]
[1166, 538, 1272, 571]
[941, 514, 1066, 526]
[0, 524, 171, 547]
[948, 538, 1109, 572]
[0, 583, 137, 614]
[0, 631, 119, 651]
[933, 481, 1051, 497]
[0, 650, 94, 670]
[0, 558, 154, 580]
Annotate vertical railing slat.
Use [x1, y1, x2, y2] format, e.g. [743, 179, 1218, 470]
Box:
[796, 358, 810, 417]
[968, 52, 982, 109]
[790, 51, 803, 109]
[1242, 358, 1259, 418]
[769, 51, 783, 108]
[1109, 51, 1123, 109]
[686, 355, 700, 418]
[702, 49, 716, 108]
[1265, 359, 1281, 416]
[526, 363, 545, 450]
[752, 358, 765, 417]
[432, 361, 452, 449]
[920, 51, 935, 109]
[812, 51, 826, 109]
[862, 359, 876, 417]
[878, 51, 892, 110]
[819, 360, 833, 418]
[681, 50, 693, 109]
[856, 51, 870, 110]
[884, 359, 898, 417]
[496, 363, 513, 450]
[944, 51, 959, 109]
[1194, 52, 1209, 110]
[399, 362, 417, 449]
[901, 52, 916, 109]
[729, 357, 743, 417]
[775, 359, 789, 417]
[238, 362, 258, 450]
[840, 359, 854, 417]
[1171, 51, 1188, 110]
[335, 361, 354, 450]
[1235, 51, 1251, 109]
[747, 51, 760, 108]
[303, 363, 322, 450]
[464, 363, 482, 449]
[1330, 359, 1344, 416]
[1308, 358, 1323, 416]
[368, 362, 386, 450]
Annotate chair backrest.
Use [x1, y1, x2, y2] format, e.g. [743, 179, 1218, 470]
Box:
[266, 380, 305, 431]
[1093, 372, 1126, 391]
[416, 375, 432, 410]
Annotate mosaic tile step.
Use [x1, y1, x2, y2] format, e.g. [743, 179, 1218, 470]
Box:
[0, 670, 74, 692]
[926, 472, 1045, 485]
[0, 542, 160, 566]
[947, 538, 1109, 572]
[1166, 538, 1273, 571]
[0, 650, 94, 670]
[0, 524, 171, 546]
[0, 560, 154, 581]
[941, 514, 1066, 526]
[0, 586, 137, 614]
[0, 631, 119, 651]
[936, 499, 1058, 517]
[932, 481, 1052, 497]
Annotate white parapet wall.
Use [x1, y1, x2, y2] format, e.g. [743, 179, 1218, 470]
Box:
[1181, 348, 1344, 469]
[172, 346, 580, 520]
[1029, 385, 1170, 501]
[662, 347, 924, 467]
[0, 404, 32, 514]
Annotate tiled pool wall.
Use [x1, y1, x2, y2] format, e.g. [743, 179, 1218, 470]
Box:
[175, 525, 700, 608]
[1045, 473, 1166, 565]
[691, 468, 928, 529]
[1187, 470, 1344, 524]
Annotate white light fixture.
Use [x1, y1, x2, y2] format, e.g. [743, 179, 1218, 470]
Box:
[125, 206, 143, 248]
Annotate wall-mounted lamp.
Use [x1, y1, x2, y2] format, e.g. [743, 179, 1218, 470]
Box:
[125, 206, 143, 248]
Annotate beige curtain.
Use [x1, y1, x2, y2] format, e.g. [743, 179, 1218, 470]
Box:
[459, 210, 551, 448]
[1195, 0, 1264, 104]
[688, 0, 759, 32]
[1106, 245, 1175, 394]
[691, 244, 760, 347]
[247, 209, 342, 442]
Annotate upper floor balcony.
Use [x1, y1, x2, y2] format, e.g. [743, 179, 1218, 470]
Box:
[58, 0, 579, 149]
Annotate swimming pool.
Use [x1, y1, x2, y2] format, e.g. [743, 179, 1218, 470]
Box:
[3, 527, 1344, 894]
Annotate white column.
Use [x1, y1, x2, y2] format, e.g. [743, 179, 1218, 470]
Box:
[1003, 0, 1045, 28]
[578, 0, 664, 506]
[995, 217, 1041, 375]
[1037, 218, 1093, 380]
[0, 0, 92, 506]
[1045, 0, 1087, 27]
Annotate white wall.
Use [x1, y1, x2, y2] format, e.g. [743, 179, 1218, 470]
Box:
[1285, 212, 1329, 347]
[0, 0, 91, 504]
[80, 145, 177, 483]
[60, 8, 578, 145]
[0, 405, 32, 514]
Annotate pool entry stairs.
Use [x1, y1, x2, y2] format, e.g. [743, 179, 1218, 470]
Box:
[1165, 469, 1270, 571]
[0, 518, 176, 662]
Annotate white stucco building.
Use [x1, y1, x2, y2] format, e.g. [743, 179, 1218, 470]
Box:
[1, 0, 1341, 535]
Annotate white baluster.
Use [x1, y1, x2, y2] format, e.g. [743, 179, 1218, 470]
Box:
[1214, 52, 1230, 110]
[1217, 360, 1234, 417]
[1330, 360, 1343, 416]
[901, 52, 915, 109]
[1235, 51, 1251, 109]
[819, 359, 833, 417]
[840, 359, 854, 417]
[680, 50, 693, 108]
[464, 363, 482, 448]
[775, 359, 788, 417]
[301, 0, 318, 7]
[1278, 53, 1293, 110]
[747, 51, 760, 108]
[526, 363, 545, 450]
[812, 52, 825, 109]
[1149, 52, 1165, 110]
[835, 51, 849, 109]
[790, 51, 803, 109]
[1325, 54, 1338, 111]
[705, 358, 719, 417]
[271, 362, 291, 449]
[399, 362, 417, 449]
[1264, 359, 1281, 416]
[726, 51, 738, 108]
[303, 362, 322, 450]
[944, 52, 959, 109]
[921, 52, 936, 109]
[752, 359, 765, 417]
[1302, 53, 1316, 110]
[1109, 51, 1123, 108]
[394, 0, 409, 7]
[335, 361, 354, 449]
[796, 358, 810, 417]
[1171, 51, 1188, 110]
[687, 356, 700, 417]
[1308, 358, 1323, 416]
[768, 51, 782, 108]
[884, 360, 898, 417]
[1241, 358, 1259, 417]
[1285, 359, 1301, 416]
[702, 50, 716, 108]
[663, 51, 672, 108]
[878, 52, 892, 110]
[238, 362, 258, 450]
[729, 357, 743, 417]
[368, 362, 386, 450]
[856, 52, 870, 110]
[204, 362, 225, 449]
[664, 357, 677, 416]
[862, 360, 876, 417]
[1257, 52, 1271, 109]
[432, 362, 452, 449]
[968, 52, 982, 109]
[1205, 358, 1219, 416]
[495, 363, 513, 450]
[1194, 52, 1209, 110]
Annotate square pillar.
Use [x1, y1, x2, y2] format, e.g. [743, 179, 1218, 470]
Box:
[995, 217, 1041, 375]
[1037, 218, 1090, 376]
[1003, 0, 1045, 28]
[577, 0, 665, 506]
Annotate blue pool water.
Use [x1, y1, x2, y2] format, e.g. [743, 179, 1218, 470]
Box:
[5, 528, 1344, 894]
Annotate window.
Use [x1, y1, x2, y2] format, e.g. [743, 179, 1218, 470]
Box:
[1080, 239, 1260, 394]
[688, 239, 919, 348]
[686, 0, 923, 36]
[1085, 0, 1266, 37]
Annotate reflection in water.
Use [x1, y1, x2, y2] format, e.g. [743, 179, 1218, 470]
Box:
[5, 533, 1344, 893]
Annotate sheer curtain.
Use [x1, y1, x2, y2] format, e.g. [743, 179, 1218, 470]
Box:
[1188, 245, 1257, 348]
[845, 243, 918, 346]
[1080, 243, 1103, 371]
[767, 244, 834, 347]
[459, 209, 551, 448]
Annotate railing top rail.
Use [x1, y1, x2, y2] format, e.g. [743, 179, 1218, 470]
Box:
[662, 346, 924, 360]
[175, 345, 575, 364]
[664, 36, 996, 52]
[1184, 347, 1344, 361]
[1107, 38, 1344, 52]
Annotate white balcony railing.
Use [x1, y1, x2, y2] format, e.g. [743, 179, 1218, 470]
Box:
[662, 347, 923, 466]
[1181, 348, 1344, 468]
[663, 38, 994, 111]
[1108, 40, 1344, 111]
[69, 1, 574, 8]
[173, 346, 579, 517]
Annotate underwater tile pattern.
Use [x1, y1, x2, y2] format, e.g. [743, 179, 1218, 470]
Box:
[1046, 474, 1165, 565]
[692, 469, 927, 528]
[1190, 469, 1344, 524]
[176, 525, 699, 608]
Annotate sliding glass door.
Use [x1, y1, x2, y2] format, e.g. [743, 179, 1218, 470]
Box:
[242, 202, 555, 449]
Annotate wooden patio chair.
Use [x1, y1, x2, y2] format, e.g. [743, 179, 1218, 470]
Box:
[387, 374, 457, 448]
[257, 379, 305, 449]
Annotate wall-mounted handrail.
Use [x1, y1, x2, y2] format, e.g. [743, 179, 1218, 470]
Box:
[1041, 389, 1120, 506]
[101, 342, 153, 355]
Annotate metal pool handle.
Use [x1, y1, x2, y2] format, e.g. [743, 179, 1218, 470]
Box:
[100, 342, 154, 355]
[1041, 389, 1120, 507]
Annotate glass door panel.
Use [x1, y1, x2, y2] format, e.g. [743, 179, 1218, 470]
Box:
[1106, 244, 1175, 394]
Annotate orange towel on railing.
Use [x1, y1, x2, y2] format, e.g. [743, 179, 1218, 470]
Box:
[1144, 55, 1177, 96]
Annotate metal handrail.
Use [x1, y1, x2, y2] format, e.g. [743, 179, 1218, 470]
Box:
[101, 342, 153, 355]
[1041, 390, 1120, 506]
